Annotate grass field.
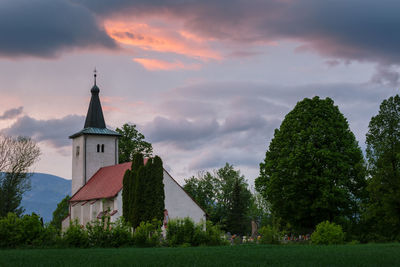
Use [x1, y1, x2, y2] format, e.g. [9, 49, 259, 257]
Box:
[1, 243, 399, 267]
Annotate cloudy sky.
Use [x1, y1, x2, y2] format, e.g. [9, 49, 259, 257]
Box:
[0, 0, 399, 185]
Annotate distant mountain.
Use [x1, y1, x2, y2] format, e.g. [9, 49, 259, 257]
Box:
[21, 173, 71, 222]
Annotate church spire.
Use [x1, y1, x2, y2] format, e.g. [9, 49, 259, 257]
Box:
[84, 70, 106, 128]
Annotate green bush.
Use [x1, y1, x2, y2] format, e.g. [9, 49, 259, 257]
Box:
[133, 219, 161, 247]
[0, 213, 56, 248]
[86, 217, 112, 247]
[259, 225, 281, 244]
[167, 218, 227, 247]
[110, 218, 133, 247]
[0, 213, 24, 248]
[311, 221, 345, 245]
[204, 221, 228, 246]
[62, 219, 89, 248]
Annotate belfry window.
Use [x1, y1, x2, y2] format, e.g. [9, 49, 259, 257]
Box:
[76, 146, 80, 156]
[97, 144, 100, 152]
[101, 144, 104, 153]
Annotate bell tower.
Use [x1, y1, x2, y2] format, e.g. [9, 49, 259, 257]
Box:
[69, 71, 121, 195]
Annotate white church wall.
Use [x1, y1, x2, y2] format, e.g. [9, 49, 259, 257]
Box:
[85, 136, 117, 182]
[111, 191, 123, 223]
[163, 171, 206, 224]
[72, 136, 85, 195]
[81, 202, 91, 226]
[71, 203, 80, 223]
[90, 200, 100, 221]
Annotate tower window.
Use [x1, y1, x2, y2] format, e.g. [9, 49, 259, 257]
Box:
[97, 144, 100, 152]
[76, 146, 80, 156]
[101, 144, 104, 153]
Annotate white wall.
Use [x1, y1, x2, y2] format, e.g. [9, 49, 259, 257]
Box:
[85, 135, 118, 182]
[163, 171, 206, 224]
[71, 136, 85, 195]
[71, 134, 118, 195]
[112, 191, 123, 223]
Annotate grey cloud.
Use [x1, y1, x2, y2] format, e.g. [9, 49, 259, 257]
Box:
[0, 106, 23, 120]
[3, 114, 84, 147]
[371, 65, 400, 87]
[0, 0, 116, 58]
[143, 116, 219, 148]
[75, 0, 400, 65]
[145, 80, 396, 172]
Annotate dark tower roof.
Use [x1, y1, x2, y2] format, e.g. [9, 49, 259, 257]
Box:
[84, 83, 106, 128]
[69, 72, 121, 139]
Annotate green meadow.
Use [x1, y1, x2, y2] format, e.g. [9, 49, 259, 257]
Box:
[1, 243, 399, 267]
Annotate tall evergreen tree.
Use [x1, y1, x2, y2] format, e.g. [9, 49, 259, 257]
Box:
[255, 97, 366, 232]
[122, 170, 131, 222]
[364, 95, 400, 241]
[153, 156, 165, 222]
[226, 178, 248, 235]
[132, 165, 146, 228]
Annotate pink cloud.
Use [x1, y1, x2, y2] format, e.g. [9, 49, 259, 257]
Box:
[133, 58, 201, 71]
[104, 20, 221, 61]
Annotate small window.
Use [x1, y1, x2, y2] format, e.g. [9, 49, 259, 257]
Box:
[101, 144, 104, 153]
[76, 146, 80, 156]
[97, 144, 100, 153]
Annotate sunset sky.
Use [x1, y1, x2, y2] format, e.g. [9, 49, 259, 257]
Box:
[0, 0, 399, 185]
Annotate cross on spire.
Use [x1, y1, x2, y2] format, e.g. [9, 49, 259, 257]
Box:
[94, 68, 97, 85]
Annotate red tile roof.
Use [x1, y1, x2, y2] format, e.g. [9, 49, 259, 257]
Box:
[70, 162, 132, 202]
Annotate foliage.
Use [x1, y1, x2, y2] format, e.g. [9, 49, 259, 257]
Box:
[133, 219, 161, 247]
[247, 191, 270, 226]
[126, 154, 165, 228]
[311, 221, 345, 245]
[256, 96, 366, 232]
[184, 163, 252, 233]
[109, 218, 133, 247]
[259, 225, 281, 244]
[364, 95, 400, 242]
[166, 218, 227, 247]
[0, 135, 41, 217]
[123, 153, 144, 224]
[116, 123, 153, 163]
[86, 215, 112, 247]
[226, 178, 249, 235]
[62, 219, 89, 248]
[50, 195, 70, 230]
[0, 212, 58, 248]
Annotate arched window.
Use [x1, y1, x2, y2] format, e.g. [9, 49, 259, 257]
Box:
[76, 146, 80, 157]
[97, 144, 100, 153]
[101, 144, 104, 153]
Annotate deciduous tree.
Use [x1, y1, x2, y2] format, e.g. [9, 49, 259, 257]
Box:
[255, 97, 366, 232]
[50, 195, 70, 230]
[184, 163, 252, 233]
[0, 135, 40, 217]
[116, 124, 153, 163]
[364, 95, 400, 241]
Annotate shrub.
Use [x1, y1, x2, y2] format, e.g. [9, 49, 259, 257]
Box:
[62, 219, 88, 248]
[110, 218, 133, 247]
[167, 218, 227, 247]
[259, 225, 281, 244]
[133, 219, 161, 247]
[36, 224, 60, 247]
[204, 221, 228, 246]
[167, 218, 196, 246]
[0, 213, 24, 248]
[311, 221, 345, 245]
[86, 216, 112, 247]
[0, 212, 53, 248]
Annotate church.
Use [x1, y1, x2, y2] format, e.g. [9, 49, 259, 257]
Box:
[62, 75, 206, 230]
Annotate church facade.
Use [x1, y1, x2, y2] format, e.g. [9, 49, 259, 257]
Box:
[62, 77, 206, 230]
